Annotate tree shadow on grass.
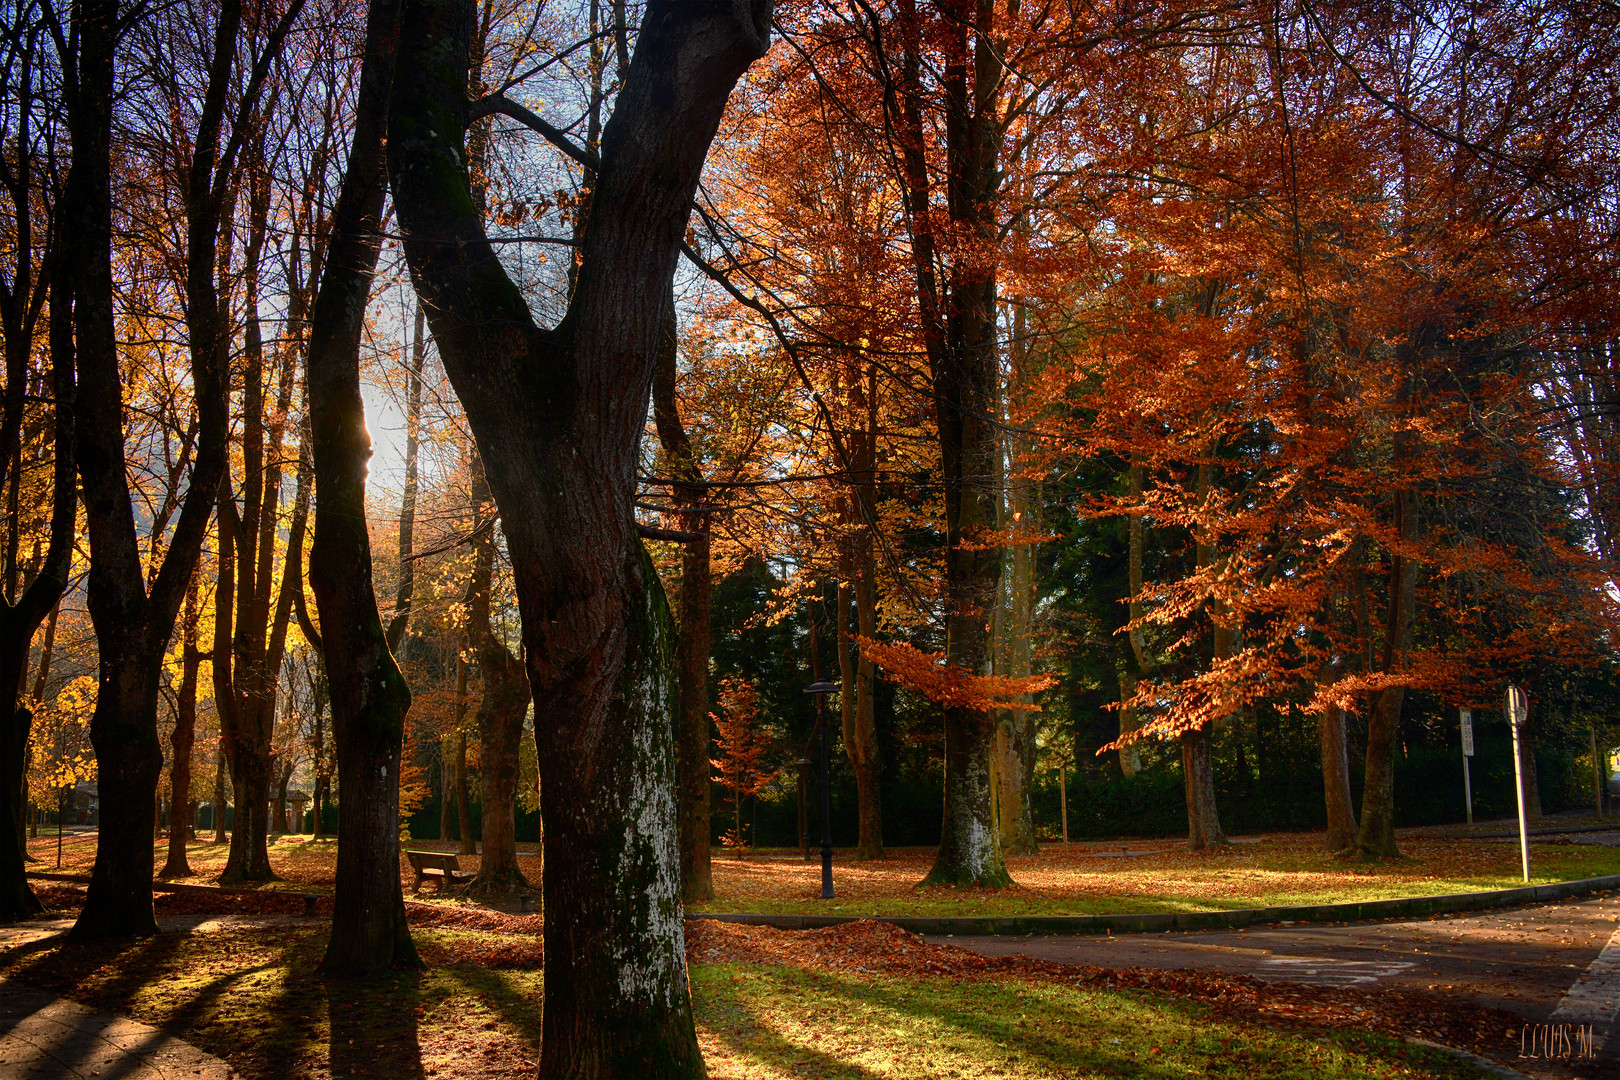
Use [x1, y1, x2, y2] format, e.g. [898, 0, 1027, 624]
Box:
[692, 969, 887, 1080]
[700, 965, 1205, 1080]
[326, 971, 426, 1080]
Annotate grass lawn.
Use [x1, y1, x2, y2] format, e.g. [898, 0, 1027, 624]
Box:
[2, 886, 1503, 1080]
[30, 829, 1618, 917]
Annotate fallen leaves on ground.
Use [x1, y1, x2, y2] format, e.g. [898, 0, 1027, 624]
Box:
[687, 918, 1531, 1063]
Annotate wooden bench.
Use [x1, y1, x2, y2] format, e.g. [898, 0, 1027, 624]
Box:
[405, 850, 474, 893]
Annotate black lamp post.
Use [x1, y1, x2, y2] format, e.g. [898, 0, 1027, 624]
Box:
[805, 681, 839, 899]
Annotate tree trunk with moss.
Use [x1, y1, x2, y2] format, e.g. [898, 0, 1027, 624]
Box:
[389, 1, 768, 1068]
[306, 0, 417, 976]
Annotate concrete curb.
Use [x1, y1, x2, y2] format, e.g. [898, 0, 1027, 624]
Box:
[688, 873, 1620, 936]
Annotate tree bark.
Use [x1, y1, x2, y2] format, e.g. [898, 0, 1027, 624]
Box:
[1355, 486, 1419, 859]
[651, 298, 714, 902]
[159, 579, 203, 878]
[1319, 702, 1357, 852]
[306, 0, 417, 976]
[466, 451, 531, 897]
[1184, 459, 1231, 851]
[69, 0, 232, 941]
[0, 183, 73, 922]
[838, 582, 884, 860]
[914, 0, 1010, 889]
[211, 737, 229, 843]
[386, 300, 426, 654]
[390, 1, 769, 1069]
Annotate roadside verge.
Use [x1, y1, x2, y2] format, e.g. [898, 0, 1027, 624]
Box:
[690, 872, 1620, 935]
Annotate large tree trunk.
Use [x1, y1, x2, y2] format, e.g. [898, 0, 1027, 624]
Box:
[1319, 702, 1357, 851]
[1181, 727, 1224, 849]
[466, 453, 531, 897]
[160, 580, 203, 878]
[307, 0, 417, 976]
[917, 2, 1010, 889]
[390, 1, 768, 1069]
[1355, 486, 1419, 859]
[215, 499, 275, 882]
[0, 17, 75, 919]
[0, 216, 73, 922]
[651, 301, 714, 902]
[70, 0, 231, 942]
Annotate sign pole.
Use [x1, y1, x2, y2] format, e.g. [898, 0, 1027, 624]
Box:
[1506, 686, 1531, 884]
[1460, 709, 1474, 826]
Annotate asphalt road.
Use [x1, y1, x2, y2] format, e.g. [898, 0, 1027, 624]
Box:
[935, 891, 1620, 1078]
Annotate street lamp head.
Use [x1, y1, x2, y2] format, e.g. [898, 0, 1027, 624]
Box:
[805, 681, 840, 695]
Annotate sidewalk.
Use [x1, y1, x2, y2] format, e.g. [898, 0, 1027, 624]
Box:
[0, 921, 233, 1080]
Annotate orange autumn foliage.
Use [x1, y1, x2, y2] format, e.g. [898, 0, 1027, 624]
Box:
[855, 636, 1054, 712]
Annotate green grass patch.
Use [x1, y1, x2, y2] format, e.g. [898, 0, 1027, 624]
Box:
[694, 842, 1619, 918]
[692, 964, 1492, 1079]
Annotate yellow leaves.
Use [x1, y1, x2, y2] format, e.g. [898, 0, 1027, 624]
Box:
[854, 637, 1054, 712]
[28, 674, 98, 796]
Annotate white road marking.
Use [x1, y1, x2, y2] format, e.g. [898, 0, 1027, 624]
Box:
[1256, 956, 1415, 987]
[1550, 926, 1620, 1025]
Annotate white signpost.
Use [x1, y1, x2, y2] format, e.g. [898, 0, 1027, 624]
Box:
[1460, 709, 1474, 825]
[1506, 686, 1531, 884]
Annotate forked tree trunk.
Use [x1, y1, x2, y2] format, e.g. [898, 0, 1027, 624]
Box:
[219, 160, 283, 884]
[390, 2, 769, 1068]
[306, 0, 417, 976]
[467, 454, 531, 897]
[160, 581, 203, 878]
[1319, 702, 1357, 852]
[70, 0, 231, 941]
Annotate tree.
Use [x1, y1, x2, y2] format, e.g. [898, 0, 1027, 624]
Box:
[388, 0, 770, 1070]
[0, 0, 74, 918]
[464, 451, 530, 897]
[306, 0, 417, 975]
[710, 676, 772, 850]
